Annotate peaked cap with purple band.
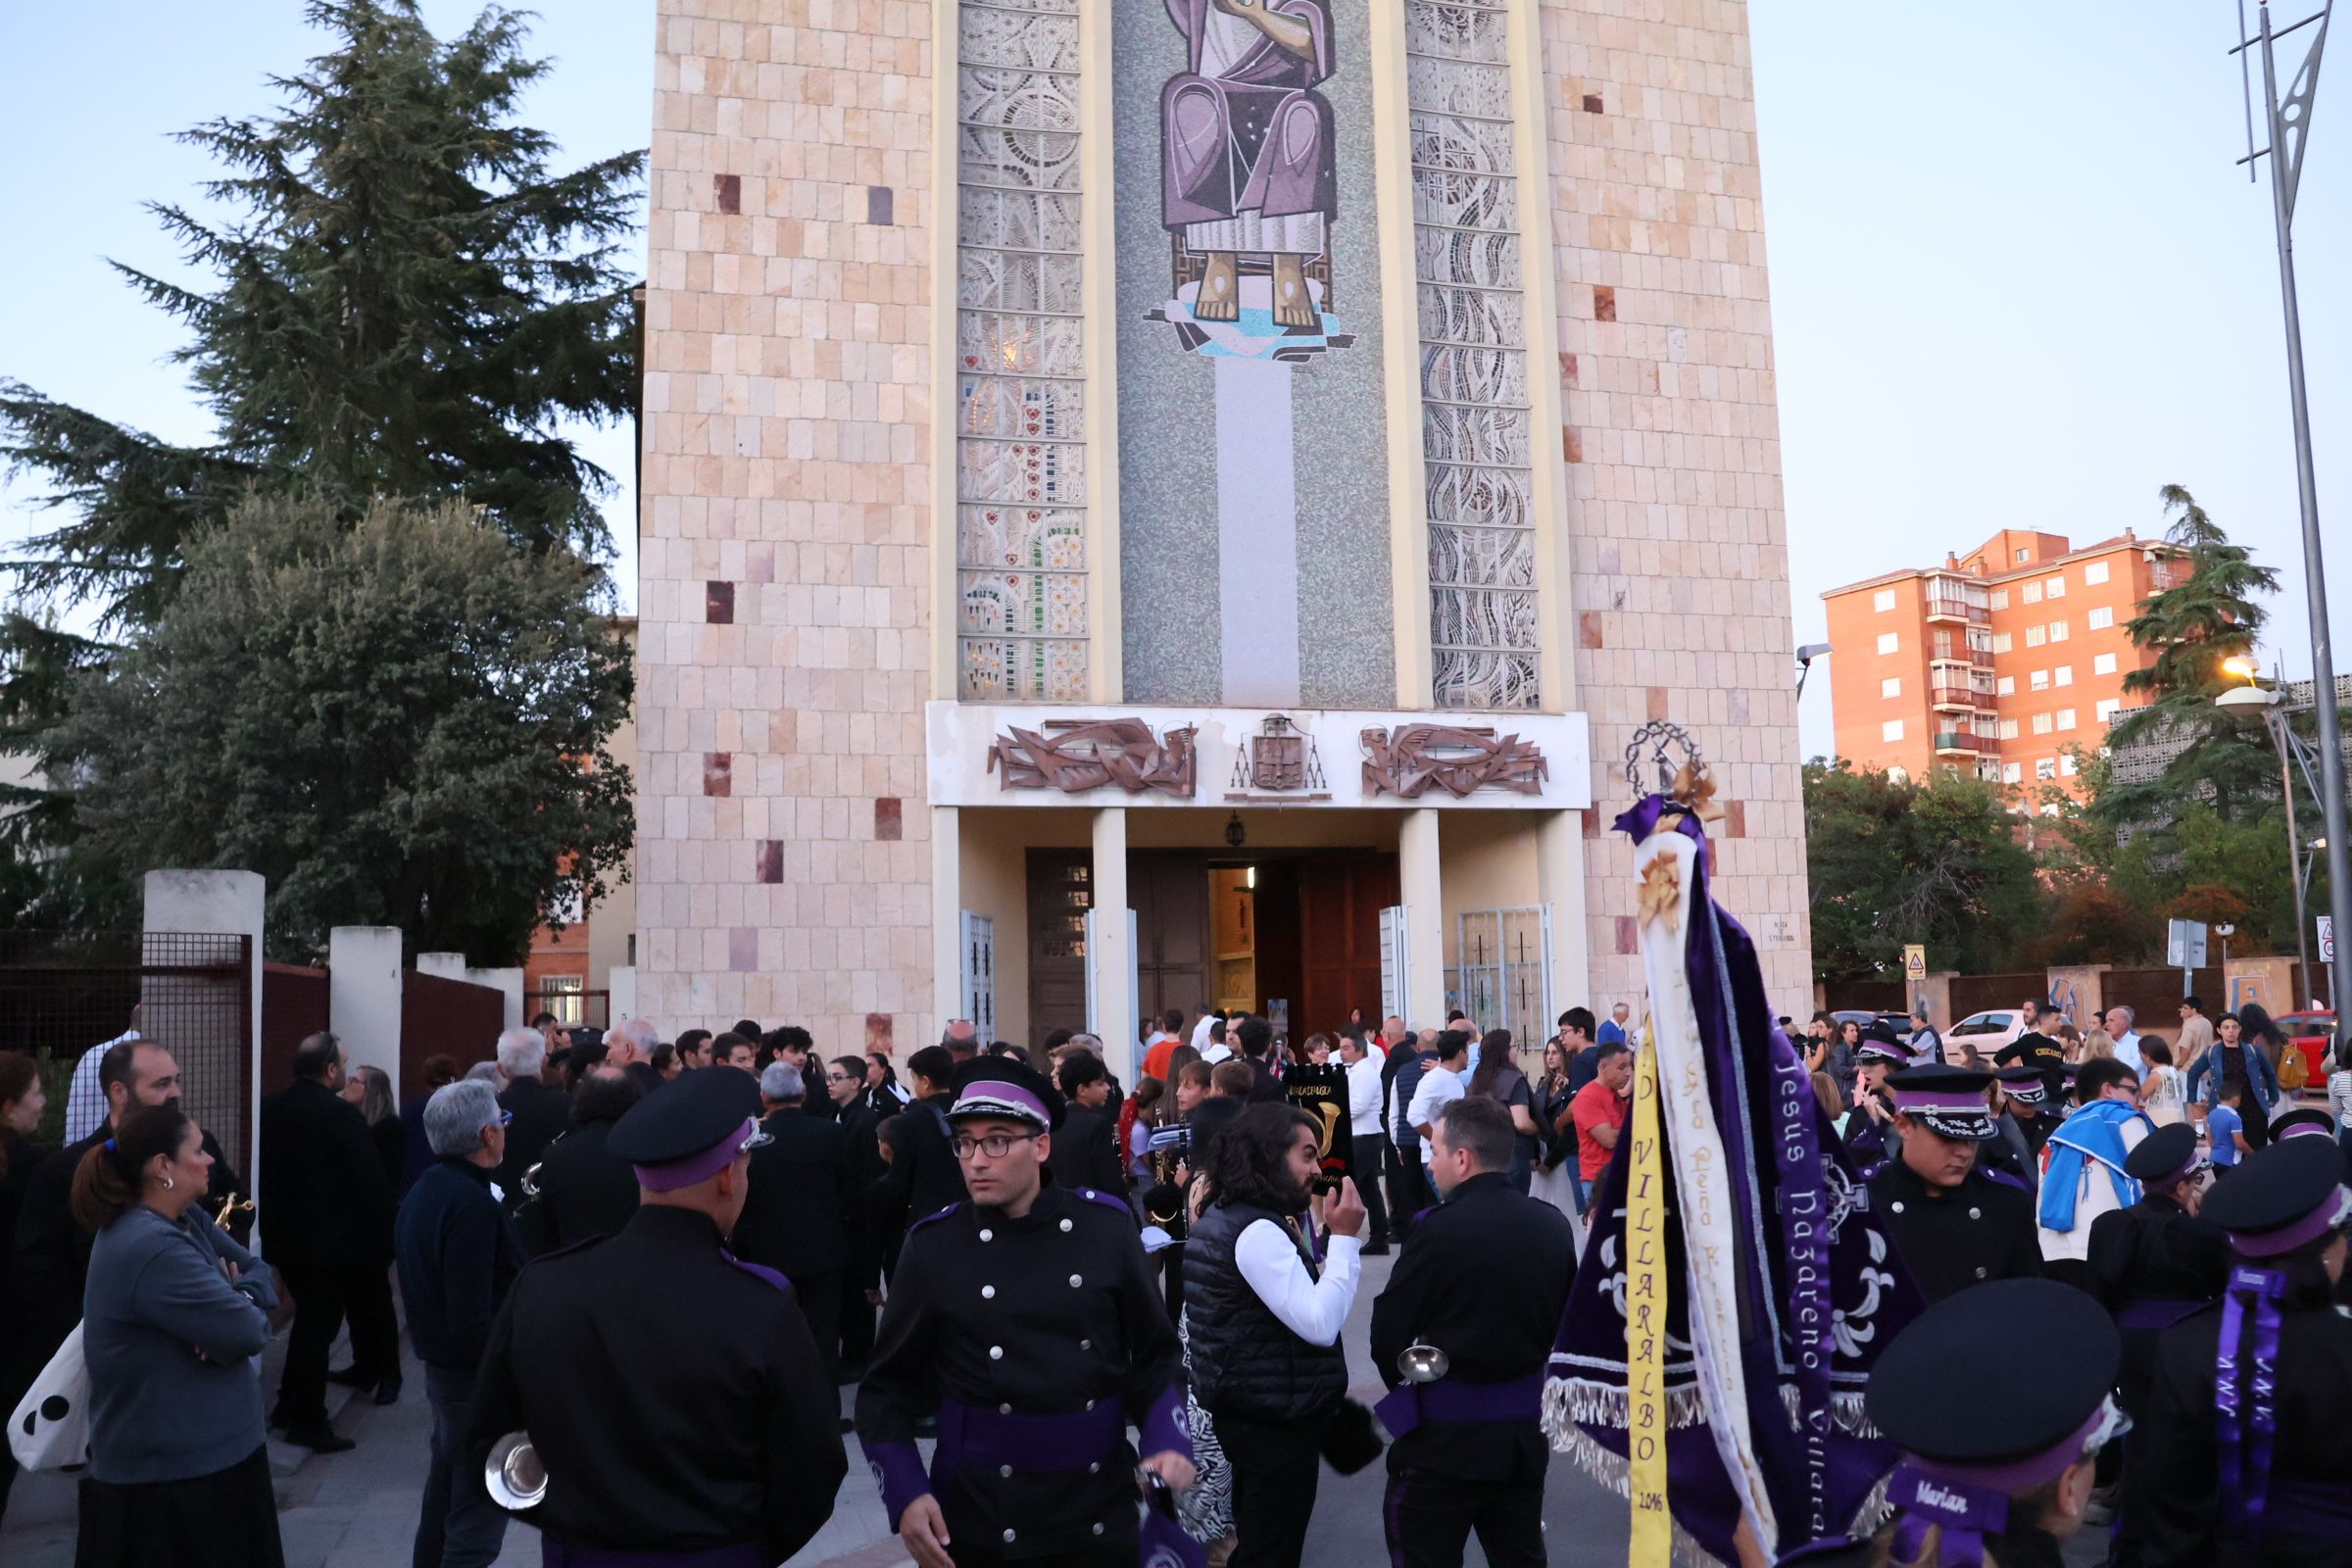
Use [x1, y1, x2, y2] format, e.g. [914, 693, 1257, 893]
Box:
[1887, 1064, 1998, 1141]
[608, 1062, 771, 1190]
[2204, 1137, 2352, 1257]
[947, 1055, 1065, 1131]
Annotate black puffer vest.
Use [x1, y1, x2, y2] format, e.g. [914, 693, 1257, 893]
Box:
[1185, 1200, 1348, 1422]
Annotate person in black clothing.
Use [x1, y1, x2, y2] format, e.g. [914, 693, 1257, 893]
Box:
[733, 1062, 853, 1389]
[1992, 1064, 2056, 1164]
[2084, 1123, 2227, 1568]
[1186, 1057, 1254, 1170]
[605, 1018, 667, 1099]
[871, 1046, 967, 1278]
[1048, 1050, 1126, 1195]
[1558, 1008, 1601, 1095]
[856, 1055, 1192, 1568]
[1233, 1015, 1290, 1103]
[1371, 1097, 1575, 1568]
[1186, 1102, 1368, 1568]
[470, 1065, 847, 1564]
[261, 1032, 400, 1447]
[0, 1052, 49, 1525]
[491, 1027, 567, 1209]
[1388, 1029, 1441, 1226]
[864, 1052, 909, 1120]
[1840, 1028, 1908, 1171]
[400, 1054, 461, 1196]
[1867, 1064, 2040, 1303]
[2135, 1137, 2352, 1564]
[332, 1061, 406, 1407]
[824, 1054, 886, 1377]
[514, 1066, 643, 1255]
[344, 1064, 404, 1187]
[396, 1080, 522, 1568]
[1852, 1279, 2128, 1568]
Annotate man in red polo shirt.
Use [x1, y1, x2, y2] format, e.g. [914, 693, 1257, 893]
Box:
[1571, 1040, 1634, 1185]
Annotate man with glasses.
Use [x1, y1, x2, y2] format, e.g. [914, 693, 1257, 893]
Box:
[858, 1057, 1194, 1568]
[470, 1063, 847, 1563]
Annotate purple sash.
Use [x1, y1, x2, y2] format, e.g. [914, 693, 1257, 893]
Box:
[1768, 1038, 1836, 1541]
[1886, 1463, 2008, 1568]
[2215, 1266, 2285, 1543]
[935, 1397, 1126, 1476]
[1373, 1371, 1544, 1438]
[2112, 1297, 2211, 1333]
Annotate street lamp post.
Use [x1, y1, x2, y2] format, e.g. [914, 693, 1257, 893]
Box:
[2220, 683, 2321, 1001]
[2235, 0, 2352, 1013]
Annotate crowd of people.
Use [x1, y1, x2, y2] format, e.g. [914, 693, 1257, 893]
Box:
[0, 985, 2346, 1568]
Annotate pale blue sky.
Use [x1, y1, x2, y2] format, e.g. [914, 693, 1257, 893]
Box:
[3, 3, 2346, 762]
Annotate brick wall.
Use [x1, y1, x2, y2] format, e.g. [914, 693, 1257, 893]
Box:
[1543, 0, 1815, 1010]
[638, 0, 939, 1046]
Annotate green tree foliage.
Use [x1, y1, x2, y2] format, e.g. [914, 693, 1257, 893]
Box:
[54, 495, 632, 962]
[0, 0, 643, 922]
[1803, 760, 2046, 984]
[2096, 486, 2280, 834]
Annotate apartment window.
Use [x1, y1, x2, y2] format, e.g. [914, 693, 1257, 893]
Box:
[2035, 758, 2057, 781]
[1877, 631, 1899, 656]
[2060, 754, 2078, 776]
[1999, 718, 2021, 740]
[2025, 625, 2046, 648]
[1887, 765, 1909, 784]
[1989, 589, 2010, 611]
[2084, 561, 2110, 586]
[2151, 562, 2173, 588]
[2096, 698, 2122, 722]
[2056, 708, 2078, 731]
[2093, 652, 2118, 676]
[1996, 675, 2016, 696]
[2033, 712, 2054, 735]
[2049, 620, 2070, 643]
[1881, 676, 1902, 699]
[1882, 718, 1905, 743]
[540, 973, 587, 1026]
[1873, 588, 1897, 612]
[1988, 632, 2011, 655]
[2030, 669, 2050, 692]
[2055, 664, 2074, 687]
[2003, 761, 2024, 783]
[2022, 581, 2043, 605]
[2044, 575, 2067, 599]
[2015, 548, 2031, 564]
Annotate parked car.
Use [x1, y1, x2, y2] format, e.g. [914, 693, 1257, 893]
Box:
[1943, 1010, 2029, 1055]
[2275, 1009, 2337, 1088]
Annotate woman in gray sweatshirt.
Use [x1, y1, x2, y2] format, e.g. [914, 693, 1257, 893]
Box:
[70, 1102, 284, 1568]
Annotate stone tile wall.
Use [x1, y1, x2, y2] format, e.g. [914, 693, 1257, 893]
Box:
[1541, 0, 1816, 1011]
[638, 0, 939, 1046]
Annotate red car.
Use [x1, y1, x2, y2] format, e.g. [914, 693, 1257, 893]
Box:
[2277, 1010, 2338, 1087]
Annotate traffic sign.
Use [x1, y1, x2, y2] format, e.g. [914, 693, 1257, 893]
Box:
[1903, 944, 1927, 983]
[2322, 914, 2336, 964]
[2166, 919, 2209, 970]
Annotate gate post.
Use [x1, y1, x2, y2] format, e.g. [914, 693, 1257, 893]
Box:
[143, 870, 266, 1214]
[329, 926, 406, 1098]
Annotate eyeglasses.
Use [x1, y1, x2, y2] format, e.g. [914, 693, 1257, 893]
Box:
[952, 1132, 1039, 1159]
[825, 1072, 854, 1083]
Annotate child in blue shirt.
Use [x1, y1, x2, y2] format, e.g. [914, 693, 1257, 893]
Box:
[2207, 1082, 2248, 1170]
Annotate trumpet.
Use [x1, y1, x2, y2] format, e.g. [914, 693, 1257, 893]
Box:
[212, 1192, 255, 1232]
[519, 1161, 545, 1199]
[1396, 1339, 1449, 1384]
[484, 1431, 548, 1510]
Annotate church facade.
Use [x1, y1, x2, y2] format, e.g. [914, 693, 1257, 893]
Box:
[635, 0, 1811, 1070]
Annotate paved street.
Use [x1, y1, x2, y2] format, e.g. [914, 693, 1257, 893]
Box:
[7, 1248, 1652, 1568]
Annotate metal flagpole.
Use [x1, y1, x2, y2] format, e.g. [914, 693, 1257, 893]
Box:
[2236, 0, 2352, 1011]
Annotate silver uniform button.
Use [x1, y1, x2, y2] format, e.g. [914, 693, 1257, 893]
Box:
[990, 1346, 1004, 1360]
[980, 1228, 994, 1242]
[1089, 1461, 1101, 1473]
[1004, 1529, 1016, 1544]
[982, 1286, 996, 1299]
[1974, 1266, 1987, 1279]
[999, 1402, 1012, 1414]
[1080, 1339, 1092, 1350]
[1070, 1274, 1084, 1288]
[1060, 1218, 1074, 1233]
[1093, 1523, 1105, 1536]
[1082, 1190, 1094, 1200]
[1968, 1207, 1982, 1220]
[1890, 1201, 1905, 1214]
[1000, 1464, 1013, 1478]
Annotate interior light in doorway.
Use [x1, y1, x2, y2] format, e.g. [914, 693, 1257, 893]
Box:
[1245, 865, 1256, 890]
[1226, 811, 1246, 849]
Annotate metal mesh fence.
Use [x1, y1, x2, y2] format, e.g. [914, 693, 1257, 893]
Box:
[0, 930, 252, 1163]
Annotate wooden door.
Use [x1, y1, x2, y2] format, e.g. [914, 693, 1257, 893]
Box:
[1298, 851, 1399, 1036]
[1027, 849, 1092, 1045]
[1131, 854, 1210, 1026]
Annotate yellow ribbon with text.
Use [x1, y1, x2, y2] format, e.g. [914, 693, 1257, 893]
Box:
[1626, 1034, 1669, 1564]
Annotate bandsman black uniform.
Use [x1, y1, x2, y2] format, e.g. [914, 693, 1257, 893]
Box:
[1991, 1063, 2056, 1166]
[1369, 1097, 1576, 1568]
[856, 1057, 1192, 1568]
[1855, 1278, 2131, 1568]
[2135, 1137, 2352, 1565]
[1840, 1026, 1909, 1171]
[470, 1066, 847, 1567]
[2084, 1123, 2227, 1567]
[1997, 1032, 2068, 1109]
[1868, 1065, 2041, 1302]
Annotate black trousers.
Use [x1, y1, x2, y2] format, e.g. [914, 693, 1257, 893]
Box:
[795, 1268, 842, 1386]
[347, 1260, 399, 1382]
[1217, 1414, 1324, 1568]
[1383, 1470, 1545, 1568]
[1387, 1142, 1429, 1237]
[275, 1263, 387, 1427]
[838, 1268, 874, 1376]
[1355, 1134, 1393, 1242]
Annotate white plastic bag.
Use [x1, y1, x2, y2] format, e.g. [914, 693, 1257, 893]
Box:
[8, 1322, 91, 1471]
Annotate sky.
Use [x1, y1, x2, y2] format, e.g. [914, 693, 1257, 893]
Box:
[3, 3, 2348, 765]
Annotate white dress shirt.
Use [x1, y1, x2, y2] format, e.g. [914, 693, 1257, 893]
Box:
[65, 1030, 141, 1144]
[2112, 1032, 2145, 1075]
[1346, 1052, 1386, 1138]
[1234, 1218, 1361, 1347]
[1404, 1063, 1465, 1161]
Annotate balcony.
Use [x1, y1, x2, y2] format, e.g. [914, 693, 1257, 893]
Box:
[1931, 681, 1980, 710]
[1933, 731, 1980, 756]
[1926, 599, 1993, 625]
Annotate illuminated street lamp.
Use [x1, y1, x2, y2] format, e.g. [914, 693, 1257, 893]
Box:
[2219, 682, 2323, 1002]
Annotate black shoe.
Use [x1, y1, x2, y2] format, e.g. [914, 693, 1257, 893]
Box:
[372, 1374, 402, 1406]
[284, 1425, 356, 1453]
[1360, 1240, 1392, 1256]
[324, 1366, 369, 1389]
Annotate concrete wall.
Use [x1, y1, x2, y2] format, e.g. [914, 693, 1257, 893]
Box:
[328, 926, 405, 1095]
